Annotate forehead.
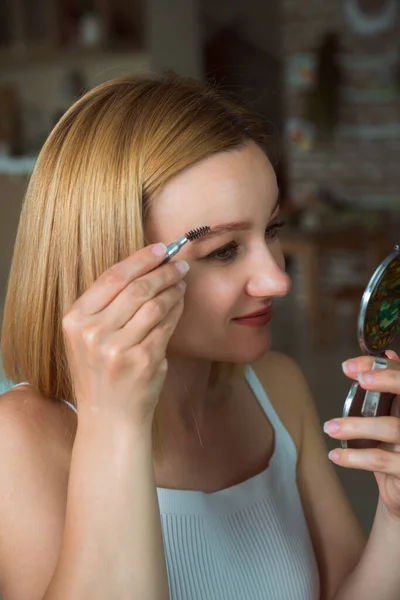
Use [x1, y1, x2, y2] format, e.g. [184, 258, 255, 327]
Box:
[147, 144, 278, 239]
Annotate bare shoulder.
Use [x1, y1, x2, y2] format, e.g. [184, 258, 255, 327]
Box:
[0, 386, 75, 599]
[251, 350, 311, 453]
[0, 385, 76, 472]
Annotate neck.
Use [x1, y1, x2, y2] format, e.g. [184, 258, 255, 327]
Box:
[156, 356, 236, 455]
[159, 355, 214, 423]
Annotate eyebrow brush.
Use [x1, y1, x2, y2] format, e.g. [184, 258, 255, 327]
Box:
[161, 226, 210, 264]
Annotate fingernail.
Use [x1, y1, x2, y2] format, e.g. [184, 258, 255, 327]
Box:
[342, 360, 357, 374]
[152, 243, 168, 256]
[175, 260, 190, 273]
[323, 420, 341, 434]
[328, 450, 340, 462]
[176, 280, 187, 291]
[358, 372, 375, 384]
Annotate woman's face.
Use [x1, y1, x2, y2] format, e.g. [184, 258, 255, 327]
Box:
[146, 142, 291, 364]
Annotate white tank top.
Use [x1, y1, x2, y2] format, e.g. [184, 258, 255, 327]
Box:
[10, 366, 320, 599]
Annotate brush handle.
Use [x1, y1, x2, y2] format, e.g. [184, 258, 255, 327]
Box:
[160, 236, 188, 264]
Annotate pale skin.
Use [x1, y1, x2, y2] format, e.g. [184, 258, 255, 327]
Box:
[0, 142, 400, 599]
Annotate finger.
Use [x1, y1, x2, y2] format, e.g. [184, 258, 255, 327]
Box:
[386, 350, 400, 361]
[132, 299, 184, 356]
[89, 300, 184, 377]
[324, 416, 400, 445]
[119, 287, 185, 349]
[328, 446, 400, 476]
[110, 283, 185, 348]
[98, 260, 188, 330]
[342, 356, 377, 378]
[75, 243, 168, 315]
[357, 367, 400, 393]
[342, 356, 400, 381]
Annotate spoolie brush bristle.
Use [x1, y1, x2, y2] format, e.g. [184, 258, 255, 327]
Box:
[185, 226, 211, 242]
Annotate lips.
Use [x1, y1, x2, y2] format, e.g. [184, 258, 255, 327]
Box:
[232, 304, 273, 327]
[234, 305, 272, 320]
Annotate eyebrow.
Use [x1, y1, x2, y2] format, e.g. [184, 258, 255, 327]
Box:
[190, 195, 281, 245]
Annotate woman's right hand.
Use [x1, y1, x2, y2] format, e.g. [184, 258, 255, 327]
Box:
[62, 243, 188, 425]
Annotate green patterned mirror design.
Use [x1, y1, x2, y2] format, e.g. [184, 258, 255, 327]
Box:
[361, 249, 400, 354]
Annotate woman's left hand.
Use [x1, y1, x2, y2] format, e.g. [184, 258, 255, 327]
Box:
[324, 350, 400, 519]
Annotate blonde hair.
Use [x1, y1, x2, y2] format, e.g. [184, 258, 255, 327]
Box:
[1, 72, 268, 443]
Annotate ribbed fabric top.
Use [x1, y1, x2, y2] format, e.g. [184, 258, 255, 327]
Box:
[156, 366, 320, 599]
[11, 367, 320, 599]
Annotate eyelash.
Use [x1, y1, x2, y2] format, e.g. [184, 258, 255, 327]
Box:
[206, 221, 285, 264]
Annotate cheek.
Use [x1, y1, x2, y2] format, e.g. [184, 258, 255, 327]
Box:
[184, 270, 239, 320]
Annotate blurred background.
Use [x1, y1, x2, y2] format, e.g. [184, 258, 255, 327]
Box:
[1, 0, 400, 531]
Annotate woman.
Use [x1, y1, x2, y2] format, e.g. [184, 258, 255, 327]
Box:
[1, 73, 400, 600]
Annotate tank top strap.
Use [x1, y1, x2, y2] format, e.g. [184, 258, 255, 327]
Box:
[61, 398, 78, 414]
[9, 382, 77, 415]
[11, 381, 30, 389]
[245, 365, 297, 467]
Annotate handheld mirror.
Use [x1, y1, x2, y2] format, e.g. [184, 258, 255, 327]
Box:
[342, 245, 400, 449]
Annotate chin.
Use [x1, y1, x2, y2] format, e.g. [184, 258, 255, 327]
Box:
[229, 325, 272, 362]
[168, 325, 272, 364]
[206, 330, 272, 364]
[227, 341, 271, 364]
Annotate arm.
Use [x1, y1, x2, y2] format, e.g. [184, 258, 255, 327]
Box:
[44, 412, 169, 600]
[0, 394, 169, 600]
[43, 243, 186, 599]
[256, 352, 366, 599]
[326, 353, 400, 600]
[333, 498, 400, 600]
[273, 352, 400, 600]
[0, 243, 186, 599]
[295, 370, 367, 600]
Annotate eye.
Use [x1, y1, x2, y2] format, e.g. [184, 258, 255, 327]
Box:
[265, 220, 285, 241]
[206, 241, 239, 263]
[205, 220, 285, 264]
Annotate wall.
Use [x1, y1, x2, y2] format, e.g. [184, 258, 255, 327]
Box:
[282, 0, 400, 208]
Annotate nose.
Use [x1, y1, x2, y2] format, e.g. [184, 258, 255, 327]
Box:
[245, 250, 291, 298]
